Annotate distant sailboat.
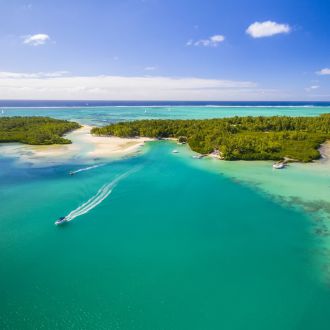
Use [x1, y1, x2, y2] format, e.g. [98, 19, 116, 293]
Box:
[1, 109, 4, 115]
[144, 109, 147, 113]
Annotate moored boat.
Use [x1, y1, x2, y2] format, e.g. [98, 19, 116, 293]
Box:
[273, 162, 285, 169]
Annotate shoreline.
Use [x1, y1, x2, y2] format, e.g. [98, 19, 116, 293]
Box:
[75, 125, 154, 158]
[319, 140, 330, 162]
[0, 123, 329, 166]
[0, 125, 154, 166]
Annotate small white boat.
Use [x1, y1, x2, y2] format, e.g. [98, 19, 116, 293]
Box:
[55, 217, 68, 225]
[273, 162, 285, 169]
[193, 155, 203, 159]
[172, 149, 179, 153]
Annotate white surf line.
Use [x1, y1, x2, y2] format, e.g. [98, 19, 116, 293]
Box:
[65, 168, 139, 222]
[70, 164, 105, 175]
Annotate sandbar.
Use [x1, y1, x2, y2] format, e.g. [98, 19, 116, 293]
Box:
[0, 125, 154, 166]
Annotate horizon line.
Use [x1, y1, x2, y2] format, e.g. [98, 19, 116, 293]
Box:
[1, 99, 330, 103]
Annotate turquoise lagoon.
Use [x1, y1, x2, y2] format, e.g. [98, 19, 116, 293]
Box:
[1, 105, 330, 329]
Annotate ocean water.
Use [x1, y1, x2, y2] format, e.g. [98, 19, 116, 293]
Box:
[1, 104, 330, 329]
[2, 103, 330, 127]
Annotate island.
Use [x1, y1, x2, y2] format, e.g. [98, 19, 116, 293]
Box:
[0, 117, 81, 145]
[91, 114, 330, 162]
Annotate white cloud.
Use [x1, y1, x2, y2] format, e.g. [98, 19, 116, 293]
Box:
[0, 71, 273, 100]
[246, 21, 291, 38]
[23, 34, 50, 46]
[317, 68, 330, 75]
[305, 85, 320, 92]
[187, 34, 225, 47]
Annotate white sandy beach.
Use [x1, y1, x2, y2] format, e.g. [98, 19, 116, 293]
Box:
[77, 125, 154, 158]
[319, 140, 330, 162]
[1, 124, 329, 168]
[0, 125, 154, 166]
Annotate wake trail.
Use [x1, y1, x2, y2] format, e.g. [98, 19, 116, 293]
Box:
[65, 167, 139, 222]
[70, 164, 104, 175]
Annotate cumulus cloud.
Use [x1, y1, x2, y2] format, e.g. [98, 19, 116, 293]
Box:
[317, 68, 330, 75]
[246, 21, 291, 38]
[23, 33, 50, 46]
[187, 34, 225, 47]
[0, 71, 272, 100]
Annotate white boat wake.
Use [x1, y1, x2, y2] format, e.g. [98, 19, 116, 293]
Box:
[70, 164, 104, 175]
[65, 169, 136, 222]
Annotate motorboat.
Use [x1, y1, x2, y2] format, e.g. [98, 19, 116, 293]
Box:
[192, 155, 203, 159]
[69, 171, 75, 176]
[172, 149, 179, 153]
[55, 217, 68, 225]
[273, 162, 285, 169]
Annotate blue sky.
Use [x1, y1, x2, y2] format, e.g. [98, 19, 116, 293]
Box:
[0, 0, 330, 100]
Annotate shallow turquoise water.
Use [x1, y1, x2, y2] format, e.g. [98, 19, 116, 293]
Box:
[1, 106, 330, 329]
[3, 105, 330, 126]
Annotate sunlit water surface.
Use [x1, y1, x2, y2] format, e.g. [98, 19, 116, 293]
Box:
[0, 105, 330, 329]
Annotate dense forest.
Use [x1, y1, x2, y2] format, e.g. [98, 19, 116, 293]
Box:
[91, 114, 330, 162]
[0, 117, 81, 145]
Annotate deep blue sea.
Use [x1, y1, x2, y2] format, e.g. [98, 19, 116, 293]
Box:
[1, 100, 330, 107]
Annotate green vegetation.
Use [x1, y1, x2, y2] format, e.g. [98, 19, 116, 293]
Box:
[178, 136, 187, 144]
[0, 117, 81, 145]
[91, 114, 330, 162]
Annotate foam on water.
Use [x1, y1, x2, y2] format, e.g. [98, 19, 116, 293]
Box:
[1, 139, 330, 329]
[65, 168, 137, 222]
[69, 164, 104, 175]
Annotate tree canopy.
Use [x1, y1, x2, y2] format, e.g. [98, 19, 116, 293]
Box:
[91, 114, 330, 162]
[0, 116, 81, 145]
